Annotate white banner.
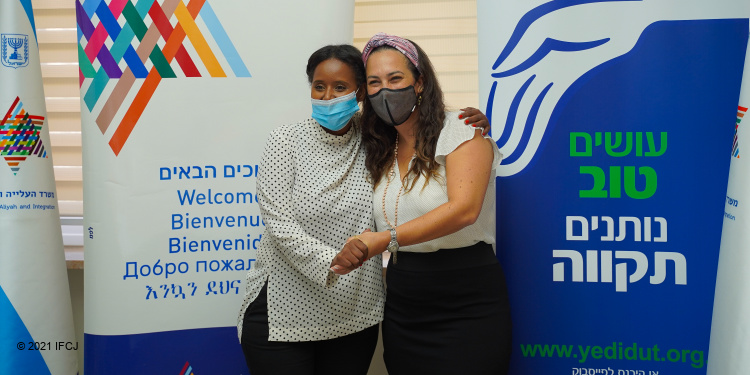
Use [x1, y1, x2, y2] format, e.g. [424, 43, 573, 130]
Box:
[0, 1, 78, 374]
[78, 1, 354, 373]
[708, 30, 750, 375]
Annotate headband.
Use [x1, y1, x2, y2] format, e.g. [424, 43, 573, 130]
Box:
[361, 32, 420, 71]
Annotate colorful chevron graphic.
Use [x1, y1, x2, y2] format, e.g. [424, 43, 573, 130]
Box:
[179, 361, 195, 375]
[1, 96, 47, 175]
[733, 105, 746, 158]
[76, 0, 251, 156]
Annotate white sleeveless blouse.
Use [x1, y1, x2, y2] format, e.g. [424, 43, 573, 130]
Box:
[372, 112, 503, 253]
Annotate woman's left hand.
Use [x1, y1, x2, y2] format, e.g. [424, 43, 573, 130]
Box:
[459, 107, 490, 136]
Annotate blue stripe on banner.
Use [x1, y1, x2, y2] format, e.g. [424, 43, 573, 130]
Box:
[110, 25, 149, 78]
[11, 100, 24, 119]
[199, 2, 252, 77]
[123, 47, 149, 78]
[109, 25, 134, 61]
[84, 69, 110, 111]
[85, 327, 249, 375]
[82, 0, 103, 20]
[135, 0, 156, 18]
[498, 75, 535, 149]
[0, 286, 51, 375]
[502, 82, 553, 165]
[17, 0, 37, 39]
[95, 1, 121, 40]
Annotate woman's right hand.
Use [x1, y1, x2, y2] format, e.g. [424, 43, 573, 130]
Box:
[330, 236, 369, 275]
[459, 107, 490, 135]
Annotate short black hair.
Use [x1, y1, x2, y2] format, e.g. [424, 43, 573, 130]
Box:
[306, 44, 366, 87]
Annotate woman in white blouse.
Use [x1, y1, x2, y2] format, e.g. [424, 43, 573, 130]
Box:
[237, 44, 489, 375]
[331, 33, 513, 374]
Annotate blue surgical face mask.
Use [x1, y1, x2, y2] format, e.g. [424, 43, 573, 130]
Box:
[311, 90, 360, 132]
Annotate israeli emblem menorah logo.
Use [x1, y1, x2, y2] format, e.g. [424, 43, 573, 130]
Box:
[1, 34, 29, 69]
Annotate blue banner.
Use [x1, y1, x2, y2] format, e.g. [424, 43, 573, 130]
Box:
[479, 2, 750, 374]
[85, 328, 246, 375]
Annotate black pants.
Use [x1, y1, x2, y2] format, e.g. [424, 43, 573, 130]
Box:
[383, 242, 513, 375]
[241, 283, 379, 375]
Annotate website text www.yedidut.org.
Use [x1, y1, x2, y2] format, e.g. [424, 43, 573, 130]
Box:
[520, 341, 704, 369]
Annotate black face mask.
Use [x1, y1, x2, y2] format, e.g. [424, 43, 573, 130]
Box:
[368, 86, 417, 126]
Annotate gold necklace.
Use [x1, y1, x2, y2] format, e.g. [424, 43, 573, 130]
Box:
[382, 135, 405, 230]
[381, 135, 407, 264]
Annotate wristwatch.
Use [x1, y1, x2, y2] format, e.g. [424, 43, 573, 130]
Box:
[387, 227, 399, 264]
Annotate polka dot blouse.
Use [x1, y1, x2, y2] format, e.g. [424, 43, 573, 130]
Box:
[237, 115, 385, 342]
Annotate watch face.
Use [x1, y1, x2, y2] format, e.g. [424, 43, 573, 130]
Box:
[387, 239, 398, 252]
[388, 228, 398, 252]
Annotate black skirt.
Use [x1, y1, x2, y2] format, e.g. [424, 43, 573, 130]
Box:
[382, 242, 512, 375]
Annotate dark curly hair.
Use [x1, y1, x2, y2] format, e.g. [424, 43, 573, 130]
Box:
[360, 40, 446, 191]
[306, 44, 366, 87]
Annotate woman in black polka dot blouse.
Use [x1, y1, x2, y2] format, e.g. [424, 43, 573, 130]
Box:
[237, 44, 489, 375]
